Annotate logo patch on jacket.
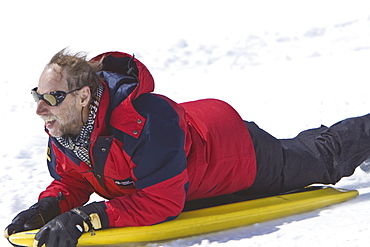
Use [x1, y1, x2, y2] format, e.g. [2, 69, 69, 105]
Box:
[114, 178, 135, 189]
[47, 147, 52, 162]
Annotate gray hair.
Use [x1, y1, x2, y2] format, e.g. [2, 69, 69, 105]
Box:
[47, 48, 103, 95]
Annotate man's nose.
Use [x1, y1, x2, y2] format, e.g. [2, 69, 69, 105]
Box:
[35, 100, 49, 116]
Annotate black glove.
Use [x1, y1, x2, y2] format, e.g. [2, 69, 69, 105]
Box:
[34, 202, 108, 247]
[4, 196, 61, 238]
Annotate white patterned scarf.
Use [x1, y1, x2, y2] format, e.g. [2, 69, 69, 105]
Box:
[56, 86, 103, 166]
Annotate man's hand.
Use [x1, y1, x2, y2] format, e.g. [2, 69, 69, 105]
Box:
[33, 210, 85, 247]
[4, 207, 42, 239]
[4, 196, 61, 238]
[34, 202, 108, 247]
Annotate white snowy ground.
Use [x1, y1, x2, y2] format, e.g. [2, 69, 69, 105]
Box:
[1, 0, 370, 246]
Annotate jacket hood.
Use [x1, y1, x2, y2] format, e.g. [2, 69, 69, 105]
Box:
[90, 52, 154, 138]
[90, 52, 155, 101]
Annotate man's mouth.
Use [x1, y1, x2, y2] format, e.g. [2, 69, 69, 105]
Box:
[44, 118, 56, 129]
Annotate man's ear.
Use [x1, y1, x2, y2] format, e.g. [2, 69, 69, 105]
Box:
[80, 86, 91, 107]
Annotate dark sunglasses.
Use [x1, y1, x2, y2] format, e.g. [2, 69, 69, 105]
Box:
[31, 87, 83, 106]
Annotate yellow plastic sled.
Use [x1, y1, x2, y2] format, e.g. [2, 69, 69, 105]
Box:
[9, 187, 358, 246]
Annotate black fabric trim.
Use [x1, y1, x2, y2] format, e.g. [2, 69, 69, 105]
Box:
[101, 55, 139, 79]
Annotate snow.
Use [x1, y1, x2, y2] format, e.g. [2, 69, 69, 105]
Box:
[1, 0, 370, 246]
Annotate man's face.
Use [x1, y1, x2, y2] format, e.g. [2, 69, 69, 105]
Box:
[36, 65, 83, 137]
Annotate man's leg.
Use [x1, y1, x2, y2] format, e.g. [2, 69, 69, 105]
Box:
[242, 121, 285, 194]
[244, 114, 370, 195]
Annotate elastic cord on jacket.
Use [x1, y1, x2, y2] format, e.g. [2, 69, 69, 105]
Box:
[127, 54, 141, 99]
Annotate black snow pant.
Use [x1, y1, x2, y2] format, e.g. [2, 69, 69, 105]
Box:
[244, 113, 370, 195]
[183, 113, 370, 211]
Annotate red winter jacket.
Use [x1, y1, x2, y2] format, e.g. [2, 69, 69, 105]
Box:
[39, 52, 256, 228]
